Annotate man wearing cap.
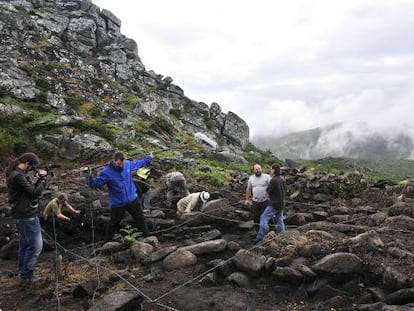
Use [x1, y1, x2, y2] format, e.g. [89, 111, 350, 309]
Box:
[176, 191, 210, 214]
[5, 152, 47, 283]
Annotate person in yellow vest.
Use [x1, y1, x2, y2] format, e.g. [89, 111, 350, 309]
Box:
[43, 193, 80, 221]
[135, 167, 153, 210]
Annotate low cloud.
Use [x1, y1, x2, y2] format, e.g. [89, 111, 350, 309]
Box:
[94, 0, 414, 153]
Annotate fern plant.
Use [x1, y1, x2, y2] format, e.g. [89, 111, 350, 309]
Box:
[120, 225, 142, 246]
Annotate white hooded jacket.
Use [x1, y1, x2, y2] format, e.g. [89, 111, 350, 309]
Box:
[176, 192, 209, 214]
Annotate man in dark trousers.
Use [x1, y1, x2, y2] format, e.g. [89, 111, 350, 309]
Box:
[244, 164, 271, 228]
[254, 164, 287, 242]
[87, 151, 153, 240]
[134, 178, 152, 210]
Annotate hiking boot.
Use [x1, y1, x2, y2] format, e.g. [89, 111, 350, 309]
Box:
[19, 275, 47, 286]
[112, 234, 124, 243]
[31, 275, 46, 283]
[252, 237, 262, 243]
[19, 278, 32, 286]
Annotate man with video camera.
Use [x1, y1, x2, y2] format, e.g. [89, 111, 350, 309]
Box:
[5, 152, 48, 283]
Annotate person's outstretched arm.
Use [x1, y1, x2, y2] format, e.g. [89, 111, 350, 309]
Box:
[64, 201, 80, 214]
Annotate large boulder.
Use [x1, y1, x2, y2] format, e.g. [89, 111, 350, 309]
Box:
[232, 249, 266, 277]
[222, 111, 249, 149]
[36, 133, 115, 160]
[311, 252, 364, 276]
[163, 249, 197, 270]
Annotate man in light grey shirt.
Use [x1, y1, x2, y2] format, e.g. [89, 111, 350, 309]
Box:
[244, 164, 271, 228]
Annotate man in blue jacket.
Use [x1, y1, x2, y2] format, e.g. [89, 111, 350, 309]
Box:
[88, 151, 153, 240]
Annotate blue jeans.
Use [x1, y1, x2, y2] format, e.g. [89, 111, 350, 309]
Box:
[256, 206, 285, 240]
[15, 217, 43, 280]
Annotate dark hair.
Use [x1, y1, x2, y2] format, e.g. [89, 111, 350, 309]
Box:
[271, 164, 281, 175]
[19, 152, 40, 166]
[5, 152, 40, 177]
[57, 193, 67, 202]
[114, 152, 125, 161]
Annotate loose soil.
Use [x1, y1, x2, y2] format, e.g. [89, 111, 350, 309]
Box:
[1, 170, 414, 311]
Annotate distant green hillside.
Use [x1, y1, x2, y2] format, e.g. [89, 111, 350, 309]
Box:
[296, 157, 414, 183]
[252, 127, 321, 159]
[353, 158, 414, 182]
[252, 123, 414, 160]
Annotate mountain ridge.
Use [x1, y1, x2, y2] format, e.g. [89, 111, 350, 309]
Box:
[252, 122, 414, 160]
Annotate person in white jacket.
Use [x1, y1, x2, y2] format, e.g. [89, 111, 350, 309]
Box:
[176, 191, 210, 214]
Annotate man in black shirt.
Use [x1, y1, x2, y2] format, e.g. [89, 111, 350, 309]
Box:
[254, 164, 287, 242]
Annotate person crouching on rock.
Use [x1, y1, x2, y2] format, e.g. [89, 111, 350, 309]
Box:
[177, 191, 210, 215]
[165, 171, 190, 208]
[43, 193, 80, 222]
[87, 151, 154, 241]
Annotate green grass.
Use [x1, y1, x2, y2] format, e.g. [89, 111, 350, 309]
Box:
[297, 157, 414, 183]
[353, 158, 414, 182]
[0, 108, 59, 154]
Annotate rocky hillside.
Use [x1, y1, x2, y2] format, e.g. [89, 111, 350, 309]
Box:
[0, 0, 249, 164]
[3, 2, 414, 311]
[1, 160, 414, 310]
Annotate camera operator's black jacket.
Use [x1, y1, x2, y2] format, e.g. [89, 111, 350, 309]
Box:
[6, 168, 46, 219]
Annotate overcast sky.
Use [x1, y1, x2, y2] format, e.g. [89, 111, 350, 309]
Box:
[93, 0, 414, 139]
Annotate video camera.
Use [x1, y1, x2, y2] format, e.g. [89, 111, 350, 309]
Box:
[34, 164, 61, 177]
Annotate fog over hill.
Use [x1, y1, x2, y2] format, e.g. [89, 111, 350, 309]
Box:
[252, 122, 414, 160]
[91, 1, 414, 143]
